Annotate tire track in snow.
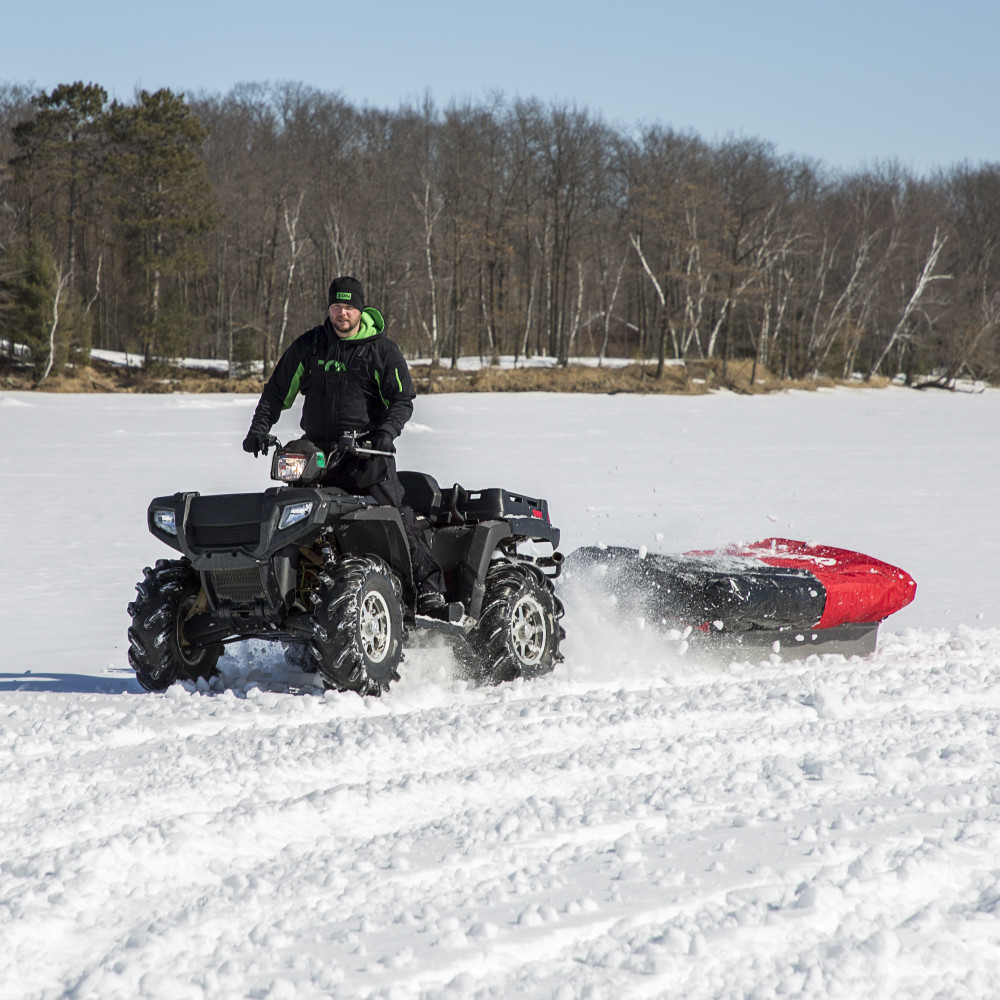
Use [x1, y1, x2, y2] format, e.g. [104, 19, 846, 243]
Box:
[3, 627, 1000, 998]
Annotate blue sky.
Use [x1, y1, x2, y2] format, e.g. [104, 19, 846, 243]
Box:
[2, 0, 996, 175]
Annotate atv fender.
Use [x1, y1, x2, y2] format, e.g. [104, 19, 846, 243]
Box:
[455, 520, 513, 621]
[334, 506, 414, 594]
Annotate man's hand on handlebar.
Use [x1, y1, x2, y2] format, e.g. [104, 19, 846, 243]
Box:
[340, 429, 395, 457]
[242, 431, 278, 457]
[368, 429, 395, 455]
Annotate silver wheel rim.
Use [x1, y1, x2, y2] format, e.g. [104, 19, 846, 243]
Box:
[360, 589, 392, 664]
[511, 594, 547, 666]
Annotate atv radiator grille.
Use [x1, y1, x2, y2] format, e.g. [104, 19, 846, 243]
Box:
[193, 523, 260, 548]
[210, 567, 263, 604]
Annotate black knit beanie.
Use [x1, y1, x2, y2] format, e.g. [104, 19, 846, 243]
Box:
[328, 275, 365, 310]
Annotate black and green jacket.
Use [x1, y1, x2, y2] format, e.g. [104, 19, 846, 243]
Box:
[250, 307, 415, 448]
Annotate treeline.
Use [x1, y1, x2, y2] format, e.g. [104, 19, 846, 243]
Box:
[2, 80, 998, 385]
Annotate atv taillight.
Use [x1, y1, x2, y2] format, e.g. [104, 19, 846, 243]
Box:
[276, 453, 308, 482]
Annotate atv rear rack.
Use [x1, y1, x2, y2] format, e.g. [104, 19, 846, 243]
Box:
[398, 472, 559, 546]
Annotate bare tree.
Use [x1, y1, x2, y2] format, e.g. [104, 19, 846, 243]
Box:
[3, 82, 1000, 387]
[414, 177, 444, 364]
[868, 227, 950, 378]
[35, 262, 69, 384]
[599, 246, 628, 363]
[274, 190, 306, 360]
[629, 232, 672, 375]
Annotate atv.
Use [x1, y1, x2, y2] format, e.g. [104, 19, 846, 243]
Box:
[127, 434, 565, 695]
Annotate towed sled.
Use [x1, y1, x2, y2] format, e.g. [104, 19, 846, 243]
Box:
[563, 537, 916, 659]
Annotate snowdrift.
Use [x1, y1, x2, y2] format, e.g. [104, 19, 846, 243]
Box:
[563, 537, 917, 657]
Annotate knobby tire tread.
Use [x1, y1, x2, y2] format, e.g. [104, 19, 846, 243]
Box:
[127, 559, 222, 691]
[309, 556, 404, 696]
[464, 562, 563, 685]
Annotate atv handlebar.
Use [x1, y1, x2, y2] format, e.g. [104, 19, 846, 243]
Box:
[262, 431, 395, 486]
[251, 431, 392, 461]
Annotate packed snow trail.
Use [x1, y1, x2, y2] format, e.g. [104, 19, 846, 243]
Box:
[3, 625, 1000, 999]
[2, 387, 1000, 998]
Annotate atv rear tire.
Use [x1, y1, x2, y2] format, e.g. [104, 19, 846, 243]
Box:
[464, 562, 564, 684]
[127, 559, 223, 691]
[310, 556, 404, 695]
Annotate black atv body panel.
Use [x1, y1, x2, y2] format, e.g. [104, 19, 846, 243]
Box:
[397, 471, 560, 547]
[148, 486, 399, 620]
[398, 471, 560, 620]
[144, 470, 562, 650]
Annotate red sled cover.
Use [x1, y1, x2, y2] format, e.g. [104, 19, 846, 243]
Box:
[700, 538, 917, 629]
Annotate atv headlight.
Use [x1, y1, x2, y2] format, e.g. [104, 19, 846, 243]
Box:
[278, 501, 313, 530]
[152, 509, 178, 535]
[275, 453, 309, 482]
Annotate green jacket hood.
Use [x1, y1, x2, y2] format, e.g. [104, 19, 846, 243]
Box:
[346, 306, 384, 340]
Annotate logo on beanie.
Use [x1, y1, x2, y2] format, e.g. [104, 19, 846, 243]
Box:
[328, 276, 364, 309]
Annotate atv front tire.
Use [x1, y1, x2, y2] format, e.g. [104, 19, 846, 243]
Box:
[127, 559, 223, 691]
[464, 562, 564, 684]
[310, 557, 405, 695]
[281, 641, 316, 672]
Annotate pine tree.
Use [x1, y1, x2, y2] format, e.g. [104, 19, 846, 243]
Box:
[10, 83, 107, 373]
[0, 236, 74, 379]
[12, 83, 107, 283]
[106, 89, 217, 363]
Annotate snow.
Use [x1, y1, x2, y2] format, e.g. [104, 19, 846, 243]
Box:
[86, 348, 645, 373]
[2, 386, 1000, 999]
[89, 348, 233, 372]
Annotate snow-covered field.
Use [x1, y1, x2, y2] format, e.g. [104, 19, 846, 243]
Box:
[2, 386, 999, 999]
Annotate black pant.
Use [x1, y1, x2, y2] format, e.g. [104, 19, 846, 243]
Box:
[318, 454, 445, 596]
[363, 473, 446, 594]
[308, 468, 438, 605]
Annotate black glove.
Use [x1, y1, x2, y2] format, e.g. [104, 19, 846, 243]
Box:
[242, 430, 271, 457]
[368, 429, 395, 455]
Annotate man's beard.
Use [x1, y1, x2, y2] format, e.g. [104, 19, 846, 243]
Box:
[332, 316, 360, 336]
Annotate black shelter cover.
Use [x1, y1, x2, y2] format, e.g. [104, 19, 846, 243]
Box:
[564, 546, 828, 632]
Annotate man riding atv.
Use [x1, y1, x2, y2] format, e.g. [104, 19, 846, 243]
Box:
[242, 275, 447, 615]
[128, 274, 564, 696]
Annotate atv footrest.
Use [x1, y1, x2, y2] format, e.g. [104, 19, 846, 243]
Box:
[413, 603, 471, 637]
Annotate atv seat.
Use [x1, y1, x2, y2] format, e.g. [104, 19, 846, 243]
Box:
[398, 471, 468, 526]
[398, 471, 440, 516]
